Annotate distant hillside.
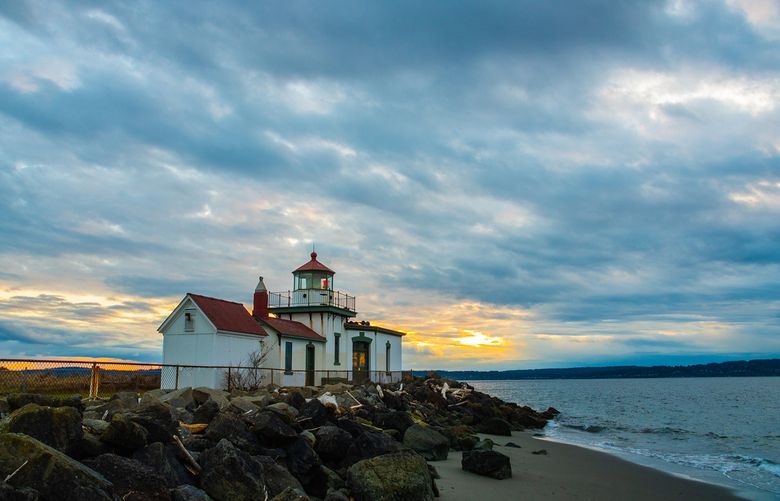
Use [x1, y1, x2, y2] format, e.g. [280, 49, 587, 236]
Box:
[414, 358, 780, 380]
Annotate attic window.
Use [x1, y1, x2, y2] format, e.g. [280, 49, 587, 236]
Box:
[184, 311, 194, 332]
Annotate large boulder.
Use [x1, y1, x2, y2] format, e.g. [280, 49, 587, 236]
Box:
[129, 401, 177, 443]
[253, 456, 305, 498]
[200, 439, 267, 501]
[0, 433, 113, 501]
[373, 411, 413, 435]
[83, 453, 170, 501]
[343, 431, 403, 467]
[284, 436, 326, 497]
[6, 394, 82, 413]
[5, 404, 82, 455]
[347, 451, 434, 501]
[133, 442, 194, 487]
[205, 412, 260, 454]
[402, 424, 449, 461]
[251, 411, 297, 446]
[100, 413, 148, 450]
[479, 417, 512, 436]
[313, 426, 352, 466]
[461, 450, 512, 479]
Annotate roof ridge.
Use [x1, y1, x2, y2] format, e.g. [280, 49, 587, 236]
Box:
[187, 292, 245, 306]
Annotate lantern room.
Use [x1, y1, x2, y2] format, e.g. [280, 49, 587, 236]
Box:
[293, 251, 335, 291]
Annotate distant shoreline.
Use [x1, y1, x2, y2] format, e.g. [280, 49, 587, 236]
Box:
[414, 358, 780, 380]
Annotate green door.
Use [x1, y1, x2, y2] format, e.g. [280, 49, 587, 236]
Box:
[305, 344, 315, 386]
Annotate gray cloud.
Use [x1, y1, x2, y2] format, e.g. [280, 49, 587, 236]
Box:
[1, 0, 779, 367]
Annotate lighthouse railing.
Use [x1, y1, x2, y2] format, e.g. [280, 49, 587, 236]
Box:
[268, 289, 355, 312]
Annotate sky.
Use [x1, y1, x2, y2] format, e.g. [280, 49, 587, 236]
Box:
[1, 0, 780, 370]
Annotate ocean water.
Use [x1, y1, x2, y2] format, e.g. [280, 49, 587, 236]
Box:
[469, 377, 780, 500]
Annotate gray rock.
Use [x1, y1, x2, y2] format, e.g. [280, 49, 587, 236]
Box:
[461, 450, 512, 479]
[192, 399, 220, 424]
[82, 418, 110, 434]
[402, 424, 449, 461]
[0, 433, 113, 501]
[285, 436, 326, 497]
[205, 412, 259, 454]
[100, 413, 148, 450]
[266, 402, 298, 423]
[346, 451, 434, 501]
[160, 388, 194, 409]
[253, 456, 305, 498]
[140, 388, 171, 405]
[84, 453, 170, 500]
[343, 431, 402, 467]
[228, 397, 260, 415]
[5, 404, 83, 455]
[200, 439, 267, 501]
[192, 388, 230, 409]
[129, 400, 178, 443]
[251, 411, 297, 446]
[479, 417, 512, 436]
[133, 442, 194, 487]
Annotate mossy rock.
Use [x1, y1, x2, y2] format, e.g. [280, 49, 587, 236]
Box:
[0, 433, 113, 501]
[5, 404, 82, 454]
[347, 451, 434, 501]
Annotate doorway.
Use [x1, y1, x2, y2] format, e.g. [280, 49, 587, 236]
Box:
[352, 340, 370, 383]
[305, 343, 315, 386]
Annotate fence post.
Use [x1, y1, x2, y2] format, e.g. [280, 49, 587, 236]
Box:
[89, 363, 100, 399]
[270, 369, 274, 387]
[227, 367, 232, 392]
[175, 366, 180, 390]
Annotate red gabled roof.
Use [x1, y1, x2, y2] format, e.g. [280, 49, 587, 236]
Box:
[259, 316, 326, 342]
[293, 252, 335, 274]
[188, 293, 267, 337]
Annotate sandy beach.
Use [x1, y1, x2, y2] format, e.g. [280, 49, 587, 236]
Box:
[435, 431, 743, 501]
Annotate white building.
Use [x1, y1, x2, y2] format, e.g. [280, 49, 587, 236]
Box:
[158, 252, 405, 388]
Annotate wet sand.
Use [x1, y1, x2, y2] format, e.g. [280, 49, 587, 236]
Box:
[435, 431, 744, 501]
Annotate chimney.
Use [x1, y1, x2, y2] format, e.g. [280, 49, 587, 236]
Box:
[252, 276, 268, 319]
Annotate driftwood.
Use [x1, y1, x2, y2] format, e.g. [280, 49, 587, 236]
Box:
[179, 422, 208, 434]
[173, 435, 202, 475]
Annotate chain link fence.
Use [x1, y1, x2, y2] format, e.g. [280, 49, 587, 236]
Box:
[0, 359, 411, 397]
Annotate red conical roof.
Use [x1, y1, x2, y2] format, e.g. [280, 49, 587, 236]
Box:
[293, 251, 335, 274]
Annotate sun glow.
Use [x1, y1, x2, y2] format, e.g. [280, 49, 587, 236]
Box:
[458, 330, 504, 347]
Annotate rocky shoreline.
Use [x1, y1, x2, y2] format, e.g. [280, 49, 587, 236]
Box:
[0, 374, 558, 501]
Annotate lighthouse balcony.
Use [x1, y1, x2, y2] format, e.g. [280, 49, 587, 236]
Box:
[268, 289, 356, 312]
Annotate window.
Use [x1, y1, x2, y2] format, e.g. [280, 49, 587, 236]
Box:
[386, 341, 391, 372]
[321, 277, 329, 289]
[299, 277, 308, 289]
[284, 342, 293, 374]
[184, 311, 194, 332]
[334, 333, 341, 365]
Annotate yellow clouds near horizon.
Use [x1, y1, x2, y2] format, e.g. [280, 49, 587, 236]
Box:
[358, 292, 531, 367]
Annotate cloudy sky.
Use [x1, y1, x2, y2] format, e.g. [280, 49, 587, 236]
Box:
[1, 0, 779, 370]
